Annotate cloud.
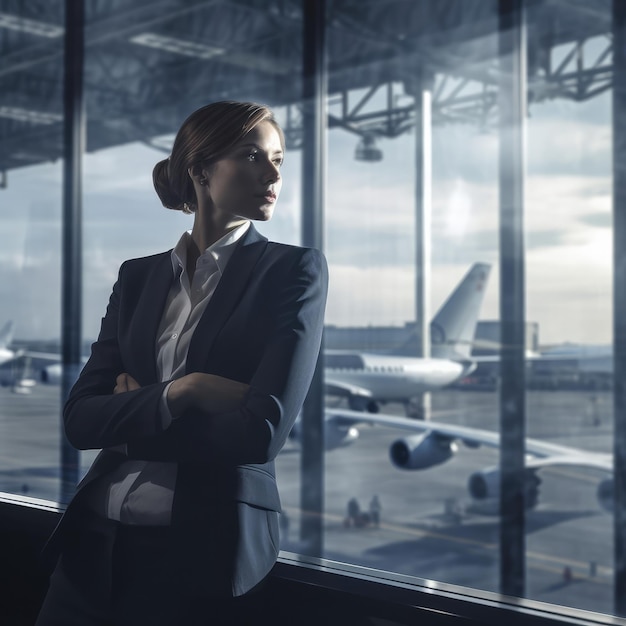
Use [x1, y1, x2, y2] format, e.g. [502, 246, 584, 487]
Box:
[526, 236, 612, 344]
[325, 261, 501, 330]
[528, 119, 611, 177]
[525, 174, 611, 248]
[325, 264, 415, 327]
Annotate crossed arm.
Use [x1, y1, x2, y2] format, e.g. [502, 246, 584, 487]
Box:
[114, 371, 249, 416]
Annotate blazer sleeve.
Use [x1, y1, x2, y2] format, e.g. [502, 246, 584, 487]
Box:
[63, 261, 172, 449]
[127, 247, 328, 467]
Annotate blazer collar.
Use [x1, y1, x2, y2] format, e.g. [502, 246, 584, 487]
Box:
[186, 223, 268, 372]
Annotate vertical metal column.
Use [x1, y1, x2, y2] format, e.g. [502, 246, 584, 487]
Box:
[613, 0, 626, 616]
[413, 68, 433, 421]
[60, 0, 85, 504]
[498, 0, 527, 598]
[299, 0, 327, 556]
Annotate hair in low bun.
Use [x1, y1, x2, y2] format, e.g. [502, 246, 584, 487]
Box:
[152, 158, 193, 213]
[153, 101, 284, 214]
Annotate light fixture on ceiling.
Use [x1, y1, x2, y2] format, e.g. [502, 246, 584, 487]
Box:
[0, 106, 62, 125]
[355, 134, 383, 162]
[129, 33, 225, 60]
[130, 32, 291, 75]
[0, 12, 63, 37]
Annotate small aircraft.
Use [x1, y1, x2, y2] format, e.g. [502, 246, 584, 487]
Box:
[0, 321, 19, 366]
[324, 263, 491, 414]
[0, 322, 38, 392]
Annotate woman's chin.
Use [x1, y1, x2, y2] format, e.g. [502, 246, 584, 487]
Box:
[254, 207, 275, 221]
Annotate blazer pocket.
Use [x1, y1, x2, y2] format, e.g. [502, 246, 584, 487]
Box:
[235, 464, 281, 511]
[232, 502, 280, 596]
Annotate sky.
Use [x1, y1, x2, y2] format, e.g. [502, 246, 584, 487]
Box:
[0, 81, 613, 347]
[323, 87, 612, 347]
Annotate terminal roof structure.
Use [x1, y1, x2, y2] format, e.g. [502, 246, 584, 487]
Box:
[0, 0, 613, 175]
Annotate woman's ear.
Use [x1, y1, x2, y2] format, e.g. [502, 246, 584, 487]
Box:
[188, 164, 208, 186]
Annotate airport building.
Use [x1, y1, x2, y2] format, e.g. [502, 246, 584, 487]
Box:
[326, 320, 540, 355]
[0, 2, 623, 625]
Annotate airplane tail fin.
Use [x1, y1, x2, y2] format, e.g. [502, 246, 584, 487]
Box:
[430, 263, 491, 360]
[391, 264, 491, 359]
[0, 321, 15, 350]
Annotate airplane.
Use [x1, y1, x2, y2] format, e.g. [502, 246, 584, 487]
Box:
[324, 262, 491, 414]
[0, 322, 76, 389]
[312, 407, 613, 513]
[0, 322, 39, 392]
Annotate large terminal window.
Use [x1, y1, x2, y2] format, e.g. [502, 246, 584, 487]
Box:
[0, 0, 622, 624]
[0, 1, 65, 502]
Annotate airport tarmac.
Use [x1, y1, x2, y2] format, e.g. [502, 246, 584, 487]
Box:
[0, 383, 615, 616]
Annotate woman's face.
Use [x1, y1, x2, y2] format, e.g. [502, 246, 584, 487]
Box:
[203, 120, 284, 223]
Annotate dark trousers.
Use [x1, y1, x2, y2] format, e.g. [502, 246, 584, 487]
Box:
[35, 511, 255, 626]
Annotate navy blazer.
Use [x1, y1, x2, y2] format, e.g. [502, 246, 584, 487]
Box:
[52, 224, 328, 596]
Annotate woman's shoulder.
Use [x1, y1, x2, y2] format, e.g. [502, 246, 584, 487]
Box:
[265, 241, 324, 260]
[262, 242, 327, 284]
[118, 249, 172, 273]
[265, 241, 326, 268]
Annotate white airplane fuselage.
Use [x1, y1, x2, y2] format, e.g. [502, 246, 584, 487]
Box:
[326, 353, 469, 400]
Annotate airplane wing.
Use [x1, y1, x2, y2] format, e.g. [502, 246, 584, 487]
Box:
[324, 379, 374, 399]
[320, 408, 613, 512]
[20, 351, 65, 363]
[324, 408, 612, 473]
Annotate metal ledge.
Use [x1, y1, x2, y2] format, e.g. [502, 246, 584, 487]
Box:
[0, 495, 622, 626]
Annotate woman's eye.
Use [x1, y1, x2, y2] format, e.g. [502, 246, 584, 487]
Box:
[273, 158, 283, 167]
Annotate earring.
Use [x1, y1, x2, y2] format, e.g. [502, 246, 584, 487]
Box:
[199, 177, 207, 186]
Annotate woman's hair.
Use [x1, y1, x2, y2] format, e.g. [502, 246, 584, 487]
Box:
[153, 101, 285, 213]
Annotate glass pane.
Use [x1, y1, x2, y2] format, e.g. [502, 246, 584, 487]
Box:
[307, 0, 616, 619]
[524, 0, 612, 612]
[0, 1, 65, 501]
[319, 0, 501, 592]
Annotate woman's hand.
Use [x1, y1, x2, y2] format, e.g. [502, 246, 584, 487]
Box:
[167, 372, 249, 417]
[113, 372, 141, 394]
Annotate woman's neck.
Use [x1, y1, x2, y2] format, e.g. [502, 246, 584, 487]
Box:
[190, 211, 247, 252]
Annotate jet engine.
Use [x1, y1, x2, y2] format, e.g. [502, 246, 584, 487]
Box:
[324, 420, 360, 450]
[596, 477, 613, 512]
[467, 468, 499, 500]
[389, 432, 458, 470]
[288, 417, 360, 451]
[40, 363, 62, 385]
[348, 395, 379, 413]
[468, 467, 542, 509]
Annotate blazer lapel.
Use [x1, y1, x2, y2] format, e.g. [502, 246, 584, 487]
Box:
[130, 252, 174, 384]
[186, 224, 268, 373]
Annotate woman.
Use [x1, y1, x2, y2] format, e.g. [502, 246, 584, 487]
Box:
[36, 101, 328, 625]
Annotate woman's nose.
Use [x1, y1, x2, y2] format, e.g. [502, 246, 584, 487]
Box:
[264, 161, 281, 184]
